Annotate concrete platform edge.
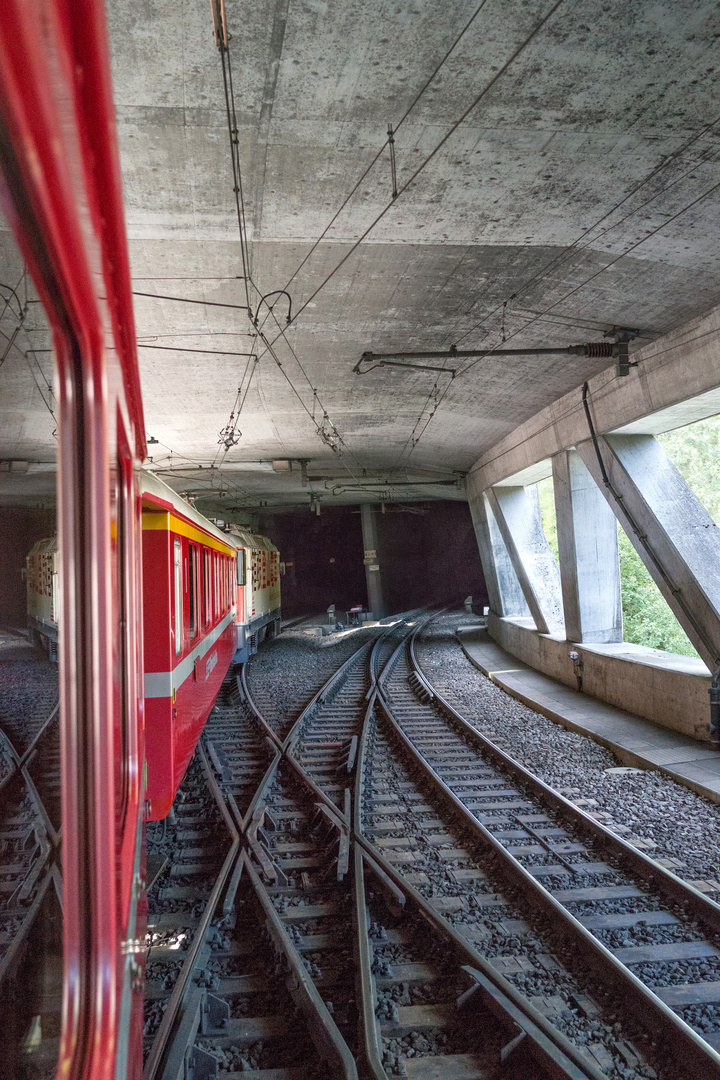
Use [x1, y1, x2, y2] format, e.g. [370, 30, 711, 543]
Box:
[457, 630, 720, 806]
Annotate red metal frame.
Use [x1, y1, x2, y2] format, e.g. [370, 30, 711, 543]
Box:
[0, 3, 146, 1079]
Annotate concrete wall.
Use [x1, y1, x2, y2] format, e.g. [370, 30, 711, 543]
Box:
[488, 613, 712, 742]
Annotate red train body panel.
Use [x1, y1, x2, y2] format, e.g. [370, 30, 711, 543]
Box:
[0, 2, 282, 1075]
[0, 2, 147, 1077]
[140, 473, 237, 820]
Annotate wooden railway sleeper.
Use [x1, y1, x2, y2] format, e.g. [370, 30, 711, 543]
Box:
[145, 744, 241, 1080]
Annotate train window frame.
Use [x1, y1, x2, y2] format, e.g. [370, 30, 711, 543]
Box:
[203, 548, 211, 628]
[237, 548, 246, 587]
[174, 538, 182, 655]
[188, 543, 198, 639]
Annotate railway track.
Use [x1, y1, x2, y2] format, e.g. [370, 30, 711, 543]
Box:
[0, 700, 62, 1078]
[143, 747, 239, 1071]
[148, 607, 720, 1079]
[367, 614, 720, 1078]
[243, 617, 407, 742]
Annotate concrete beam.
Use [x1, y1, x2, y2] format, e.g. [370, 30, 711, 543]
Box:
[575, 433, 720, 670]
[469, 303, 720, 491]
[552, 450, 622, 644]
[486, 486, 564, 634]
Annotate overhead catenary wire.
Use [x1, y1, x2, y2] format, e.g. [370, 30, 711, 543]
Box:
[210, 1, 369, 488]
[389, 122, 720, 471]
[133, 290, 249, 311]
[259, 0, 568, 347]
[390, 172, 720, 473]
[138, 345, 257, 357]
[448, 120, 720, 349]
[208, 0, 572, 496]
[281, 0, 492, 293]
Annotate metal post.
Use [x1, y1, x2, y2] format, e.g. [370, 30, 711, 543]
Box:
[360, 504, 385, 620]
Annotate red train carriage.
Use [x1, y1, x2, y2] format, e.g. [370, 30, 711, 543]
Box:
[141, 472, 237, 820]
[228, 526, 282, 662]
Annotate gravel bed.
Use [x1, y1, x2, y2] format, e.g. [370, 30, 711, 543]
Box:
[417, 612, 720, 888]
[364, 720, 661, 1079]
[0, 633, 58, 754]
[246, 619, 379, 734]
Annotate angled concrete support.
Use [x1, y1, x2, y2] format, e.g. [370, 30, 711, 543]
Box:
[552, 450, 623, 644]
[466, 490, 502, 615]
[486, 486, 564, 634]
[576, 433, 720, 669]
[468, 488, 530, 619]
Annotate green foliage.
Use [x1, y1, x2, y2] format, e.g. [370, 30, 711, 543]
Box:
[536, 476, 559, 562]
[657, 415, 720, 525]
[627, 413, 720, 658]
[532, 421, 720, 658]
[618, 527, 698, 657]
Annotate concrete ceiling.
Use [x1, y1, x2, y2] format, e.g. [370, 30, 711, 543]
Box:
[2, 0, 720, 514]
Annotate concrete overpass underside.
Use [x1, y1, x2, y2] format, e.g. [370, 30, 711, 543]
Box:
[2, 0, 720, 737]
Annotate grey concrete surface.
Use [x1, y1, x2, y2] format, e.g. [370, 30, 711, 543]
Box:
[552, 449, 623, 644]
[3, 1, 720, 514]
[458, 626, 720, 804]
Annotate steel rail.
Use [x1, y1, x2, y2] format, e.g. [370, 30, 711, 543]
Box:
[239, 663, 283, 749]
[372, 621, 720, 1078]
[233, 611, 615, 1078]
[352, 690, 608, 1080]
[283, 639, 375, 757]
[17, 699, 60, 768]
[0, 721, 59, 890]
[243, 851, 359, 1079]
[143, 742, 240, 1080]
[408, 627, 720, 929]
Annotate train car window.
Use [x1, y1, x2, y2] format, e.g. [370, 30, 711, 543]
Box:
[116, 455, 130, 821]
[217, 553, 221, 617]
[226, 555, 231, 611]
[203, 549, 209, 626]
[188, 543, 197, 638]
[174, 539, 182, 654]
[237, 548, 246, 586]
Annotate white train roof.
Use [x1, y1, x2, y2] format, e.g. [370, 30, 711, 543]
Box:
[140, 469, 236, 550]
[141, 471, 277, 554]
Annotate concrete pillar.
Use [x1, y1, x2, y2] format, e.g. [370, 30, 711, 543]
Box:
[486, 486, 564, 634]
[576, 433, 720, 669]
[360, 504, 385, 619]
[552, 449, 623, 644]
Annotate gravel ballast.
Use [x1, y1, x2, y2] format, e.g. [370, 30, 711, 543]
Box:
[417, 612, 720, 893]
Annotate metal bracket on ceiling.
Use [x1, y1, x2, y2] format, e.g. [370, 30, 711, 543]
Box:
[354, 329, 644, 377]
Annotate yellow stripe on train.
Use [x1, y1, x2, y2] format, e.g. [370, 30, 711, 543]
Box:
[142, 511, 236, 556]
